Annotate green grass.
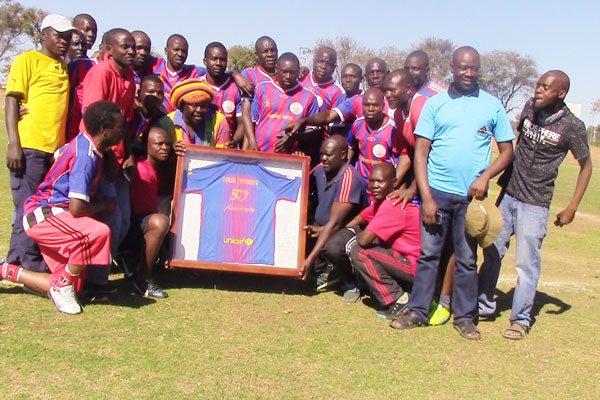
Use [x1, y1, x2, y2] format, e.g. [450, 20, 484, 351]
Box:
[1, 104, 599, 398]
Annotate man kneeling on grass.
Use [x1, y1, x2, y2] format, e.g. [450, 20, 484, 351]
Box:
[1, 101, 124, 314]
[344, 162, 421, 316]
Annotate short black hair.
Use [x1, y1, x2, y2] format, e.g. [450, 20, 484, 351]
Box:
[83, 101, 122, 135]
[204, 41, 227, 58]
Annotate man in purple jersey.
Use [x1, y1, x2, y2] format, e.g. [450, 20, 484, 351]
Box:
[404, 50, 445, 97]
[200, 42, 244, 147]
[241, 36, 278, 150]
[250, 52, 319, 154]
[1, 101, 124, 314]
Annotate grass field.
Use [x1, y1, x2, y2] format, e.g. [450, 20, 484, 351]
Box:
[1, 105, 599, 399]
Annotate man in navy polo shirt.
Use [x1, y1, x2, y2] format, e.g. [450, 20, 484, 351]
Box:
[301, 135, 367, 285]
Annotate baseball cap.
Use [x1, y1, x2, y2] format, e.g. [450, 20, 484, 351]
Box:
[40, 14, 75, 33]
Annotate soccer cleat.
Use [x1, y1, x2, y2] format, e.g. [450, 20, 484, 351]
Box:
[48, 284, 83, 315]
[376, 292, 410, 320]
[134, 279, 168, 299]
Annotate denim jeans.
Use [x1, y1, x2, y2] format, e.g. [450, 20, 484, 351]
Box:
[478, 193, 548, 328]
[409, 188, 478, 323]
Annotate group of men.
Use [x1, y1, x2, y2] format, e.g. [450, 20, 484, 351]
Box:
[1, 13, 592, 341]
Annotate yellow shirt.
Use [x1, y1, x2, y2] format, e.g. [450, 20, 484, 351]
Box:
[5, 50, 69, 153]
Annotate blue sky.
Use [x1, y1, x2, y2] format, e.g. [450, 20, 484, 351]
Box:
[19, 0, 600, 125]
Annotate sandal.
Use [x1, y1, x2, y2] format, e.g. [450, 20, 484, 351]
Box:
[502, 322, 529, 340]
[453, 320, 481, 340]
[389, 310, 427, 330]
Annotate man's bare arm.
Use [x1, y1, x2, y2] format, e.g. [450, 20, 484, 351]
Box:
[5, 93, 24, 175]
[556, 155, 593, 226]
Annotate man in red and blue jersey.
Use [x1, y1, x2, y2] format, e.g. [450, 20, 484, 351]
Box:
[200, 42, 244, 147]
[241, 36, 278, 150]
[404, 50, 445, 98]
[1, 101, 124, 315]
[347, 87, 399, 189]
[301, 47, 344, 112]
[250, 52, 319, 154]
[153, 34, 206, 113]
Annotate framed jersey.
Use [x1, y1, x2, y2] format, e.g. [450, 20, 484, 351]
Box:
[170, 145, 310, 277]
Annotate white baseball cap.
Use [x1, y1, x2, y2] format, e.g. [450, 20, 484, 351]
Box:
[40, 14, 75, 33]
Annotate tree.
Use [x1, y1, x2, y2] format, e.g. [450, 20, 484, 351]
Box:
[409, 37, 456, 85]
[313, 36, 376, 82]
[479, 51, 538, 114]
[0, 0, 46, 70]
[227, 44, 255, 72]
[591, 98, 600, 114]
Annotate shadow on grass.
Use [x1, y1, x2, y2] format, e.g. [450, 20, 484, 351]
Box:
[138, 267, 317, 297]
[490, 288, 572, 327]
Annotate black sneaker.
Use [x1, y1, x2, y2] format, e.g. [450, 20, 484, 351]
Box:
[376, 292, 410, 320]
[134, 279, 168, 299]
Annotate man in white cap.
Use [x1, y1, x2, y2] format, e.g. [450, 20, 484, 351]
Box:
[4, 14, 75, 274]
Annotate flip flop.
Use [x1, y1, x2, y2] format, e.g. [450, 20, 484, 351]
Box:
[453, 320, 481, 340]
[502, 322, 529, 340]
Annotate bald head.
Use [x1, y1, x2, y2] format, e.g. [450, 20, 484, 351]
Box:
[313, 46, 337, 83]
[369, 162, 396, 201]
[131, 31, 151, 69]
[452, 46, 479, 65]
[451, 46, 480, 94]
[254, 36, 278, 71]
[372, 162, 396, 181]
[364, 87, 384, 105]
[382, 69, 416, 110]
[387, 69, 415, 86]
[165, 34, 189, 70]
[365, 58, 388, 88]
[404, 50, 430, 90]
[323, 134, 348, 152]
[532, 70, 570, 112]
[544, 70, 570, 93]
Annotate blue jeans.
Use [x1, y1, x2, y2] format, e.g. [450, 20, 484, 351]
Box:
[409, 188, 478, 323]
[478, 193, 548, 328]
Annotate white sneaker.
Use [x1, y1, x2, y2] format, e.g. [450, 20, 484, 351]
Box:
[48, 284, 83, 315]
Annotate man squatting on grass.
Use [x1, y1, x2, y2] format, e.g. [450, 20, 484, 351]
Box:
[1, 101, 125, 315]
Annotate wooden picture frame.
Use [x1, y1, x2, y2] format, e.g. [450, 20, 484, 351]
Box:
[169, 145, 310, 278]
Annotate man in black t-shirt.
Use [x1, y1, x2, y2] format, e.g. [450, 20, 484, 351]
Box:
[478, 70, 593, 340]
